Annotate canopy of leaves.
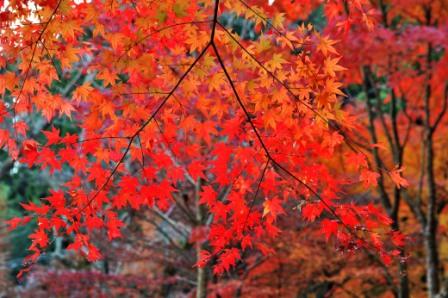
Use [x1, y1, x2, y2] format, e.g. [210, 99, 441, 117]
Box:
[0, 0, 419, 295]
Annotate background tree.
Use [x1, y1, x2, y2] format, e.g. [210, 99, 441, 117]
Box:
[332, 0, 448, 296]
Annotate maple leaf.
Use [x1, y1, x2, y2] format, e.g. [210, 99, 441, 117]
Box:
[211, 201, 228, 221]
[45, 191, 65, 209]
[29, 229, 49, 249]
[106, 212, 124, 240]
[360, 169, 380, 188]
[324, 57, 347, 77]
[321, 219, 338, 240]
[86, 244, 102, 262]
[302, 203, 324, 222]
[8, 139, 19, 160]
[86, 216, 104, 231]
[14, 121, 28, 137]
[316, 34, 338, 55]
[97, 69, 116, 86]
[20, 202, 50, 215]
[73, 84, 93, 104]
[346, 152, 368, 170]
[209, 72, 226, 92]
[262, 197, 285, 220]
[256, 243, 275, 256]
[266, 53, 287, 71]
[241, 235, 253, 250]
[324, 131, 344, 152]
[196, 250, 212, 268]
[391, 231, 406, 247]
[59, 101, 75, 118]
[20, 140, 39, 167]
[199, 185, 217, 207]
[371, 232, 383, 250]
[381, 252, 392, 266]
[6, 216, 32, 231]
[389, 167, 409, 189]
[42, 126, 60, 146]
[187, 160, 206, 180]
[214, 248, 241, 275]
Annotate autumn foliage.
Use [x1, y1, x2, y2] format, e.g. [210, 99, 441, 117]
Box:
[2, 0, 448, 297]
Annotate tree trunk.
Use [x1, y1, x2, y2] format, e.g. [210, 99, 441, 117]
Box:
[393, 221, 409, 298]
[424, 134, 440, 297]
[424, 39, 440, 297]
[195, 179, 208, 298]
[425, 225, 440, 297]
[196, 264, 207, 298]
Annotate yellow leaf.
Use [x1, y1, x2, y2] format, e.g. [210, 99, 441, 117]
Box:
[267, 53, 287, 71]
[316, 34, 338, 56]
[324, 57, 347, 77]
[390, 167, 409, 189]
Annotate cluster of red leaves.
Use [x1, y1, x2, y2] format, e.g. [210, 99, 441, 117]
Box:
[0, 0, 403, 276]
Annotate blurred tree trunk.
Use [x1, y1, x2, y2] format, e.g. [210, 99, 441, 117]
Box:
[424, 42, 440, 298]
[363, 66, 409, 298]
[195, 178, 208, 298]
